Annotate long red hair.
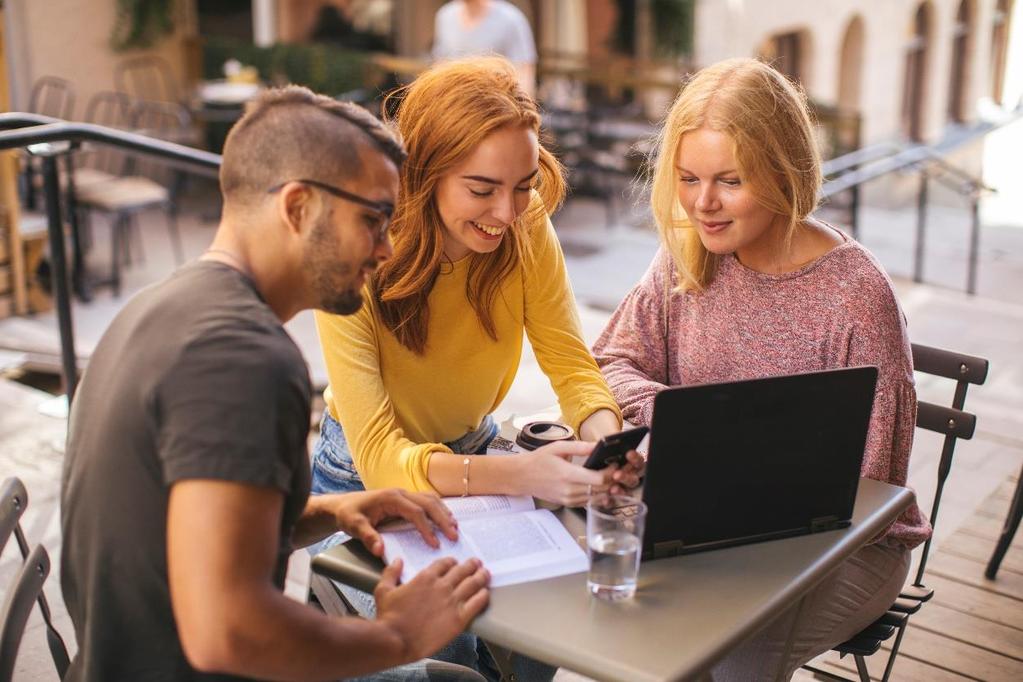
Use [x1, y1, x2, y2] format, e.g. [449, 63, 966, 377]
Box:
[373, 56, 566, 354]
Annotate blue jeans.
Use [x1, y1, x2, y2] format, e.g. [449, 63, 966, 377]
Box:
[309, 413, 556, 682]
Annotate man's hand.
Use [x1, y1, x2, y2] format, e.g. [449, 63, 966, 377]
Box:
[295, 488, 458, 551]
[376, 557, 490, 662]
[307, 489, 459, 556]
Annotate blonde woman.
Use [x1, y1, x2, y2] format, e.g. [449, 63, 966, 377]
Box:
[593, 58, 931, 679]
[311, 57, 641, 679]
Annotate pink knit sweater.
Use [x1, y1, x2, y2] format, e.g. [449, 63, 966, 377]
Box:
[593, 234, 932, 548]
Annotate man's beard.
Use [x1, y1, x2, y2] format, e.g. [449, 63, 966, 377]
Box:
[305, 216, 375, 316]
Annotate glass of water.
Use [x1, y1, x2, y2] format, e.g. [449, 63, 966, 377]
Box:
[586, 493, 647, 600]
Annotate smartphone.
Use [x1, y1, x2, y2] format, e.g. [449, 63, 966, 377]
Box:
[582, 426, 649, 470]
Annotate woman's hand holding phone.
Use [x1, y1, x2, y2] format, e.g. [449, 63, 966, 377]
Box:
[513, 441, 613, 507]
[582, 426, 649, 494]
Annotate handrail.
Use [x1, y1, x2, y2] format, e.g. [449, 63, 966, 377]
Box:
[821, 141, 902, 178]
[0, 114, 224, 403]
[0, 114, 222, 176]
[820, 107, 1021, 198]
[817, 105, 1022, 295]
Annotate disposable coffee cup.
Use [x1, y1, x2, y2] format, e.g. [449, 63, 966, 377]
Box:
[515, 420, 575, 451]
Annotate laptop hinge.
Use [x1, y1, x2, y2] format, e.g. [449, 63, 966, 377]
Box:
[810, 515, 841, 532]
[653, 540, 685, 558]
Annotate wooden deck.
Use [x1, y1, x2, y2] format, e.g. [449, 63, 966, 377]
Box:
[798, 476, 1023, 682]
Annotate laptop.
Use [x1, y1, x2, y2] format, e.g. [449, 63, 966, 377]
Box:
[641, 366, 878, 560]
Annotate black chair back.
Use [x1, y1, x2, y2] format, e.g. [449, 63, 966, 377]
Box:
[804, 343, 990, 682]
[910, 342, 989, 584]
[0, 478, 71, 681]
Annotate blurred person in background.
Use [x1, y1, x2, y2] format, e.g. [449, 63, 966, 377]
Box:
[432, 0, 537, 96]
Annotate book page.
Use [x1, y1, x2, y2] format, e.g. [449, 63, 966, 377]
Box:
[378, 494, 535, 535]
[442, 494, 534, 519]
[382, 509, 587, 587]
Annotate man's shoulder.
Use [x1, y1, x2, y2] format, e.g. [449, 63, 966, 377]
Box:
[132, 263, 304, 378]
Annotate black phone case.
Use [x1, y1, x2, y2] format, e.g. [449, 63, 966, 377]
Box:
[583, 426, 649, 469]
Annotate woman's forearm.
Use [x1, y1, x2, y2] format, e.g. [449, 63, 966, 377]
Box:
[579, 408, 622, 441]
[426, 452, 526, 497]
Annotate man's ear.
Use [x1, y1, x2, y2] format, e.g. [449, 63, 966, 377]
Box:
[277, 182, 315, 236]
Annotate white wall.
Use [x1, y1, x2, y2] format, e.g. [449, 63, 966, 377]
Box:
[4, 0, 194, 117]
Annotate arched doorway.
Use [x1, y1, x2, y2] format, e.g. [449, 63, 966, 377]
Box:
[758, 28, 814, 88]
[837, 15, 864, 114]
[948, 0, 975, 123]
[902, 2, 933, 141]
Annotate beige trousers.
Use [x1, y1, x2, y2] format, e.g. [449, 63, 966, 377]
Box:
[709, 542, 911, 681]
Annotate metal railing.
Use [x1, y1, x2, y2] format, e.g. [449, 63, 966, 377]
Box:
[0, 107, 1020, 402]
[819, 107, 1023, 295]
[0, 113, 221, 403]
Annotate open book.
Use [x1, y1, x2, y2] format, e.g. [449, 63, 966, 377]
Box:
[380, 495, 588, 587]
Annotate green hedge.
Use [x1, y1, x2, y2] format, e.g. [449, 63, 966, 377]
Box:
[202, 38, 370, 97]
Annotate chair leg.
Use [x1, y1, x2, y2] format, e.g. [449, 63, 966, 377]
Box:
[110, 214, 126, 297]
[128, 215, 145, 265]
[986, 464, 1023, 579]
[480, 641, 518, 682]
[166, 205, 184, 265]
[853, 655, 870, 682]
[880, 620, 909, 682]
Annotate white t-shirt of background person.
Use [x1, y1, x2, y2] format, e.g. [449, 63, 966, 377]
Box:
[432, 0, 537, 65]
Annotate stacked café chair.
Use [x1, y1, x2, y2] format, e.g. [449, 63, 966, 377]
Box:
[115, 55, 201, 148]
[74, 94, 187, 295]
[22, 76, 77, 209]
[804, 343, 989, 681]
[0, 477, 71, 682]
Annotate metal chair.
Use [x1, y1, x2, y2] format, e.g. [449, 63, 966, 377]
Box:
[985, 462, 1022, 579]
[23, 76, 77, 209]
[0, 477, 71, 682]
[28, 76, 76, 120]
[114, 54, 182, 107]
[75, 94, 187, 295]
[804, 343, 989, 681]
[114, 55, 202, 148]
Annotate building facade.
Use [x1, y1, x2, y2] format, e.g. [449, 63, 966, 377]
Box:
[694, 0, 1016, 150]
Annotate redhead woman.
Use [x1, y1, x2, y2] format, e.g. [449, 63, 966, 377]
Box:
[592, 58, 931, 679]
[311, 57, 642, 680]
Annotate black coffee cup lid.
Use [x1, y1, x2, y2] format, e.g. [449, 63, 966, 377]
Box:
[515, 420, 576, 451]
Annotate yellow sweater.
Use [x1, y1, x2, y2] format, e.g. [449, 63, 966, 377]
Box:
[315, 212, 621, 492]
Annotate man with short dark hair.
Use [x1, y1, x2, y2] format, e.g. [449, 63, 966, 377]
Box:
[60, 86, 490, 681]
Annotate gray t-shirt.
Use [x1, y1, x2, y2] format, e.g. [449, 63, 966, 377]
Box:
[61, 261, 312, 681]
[432, 0, 537, 64]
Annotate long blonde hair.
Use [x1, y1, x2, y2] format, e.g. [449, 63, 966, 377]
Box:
[374, 56, 566, 354]
[650, 58, 822, 291]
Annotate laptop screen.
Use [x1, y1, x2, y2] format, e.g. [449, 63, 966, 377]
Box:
[642, 366, 878, 557]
